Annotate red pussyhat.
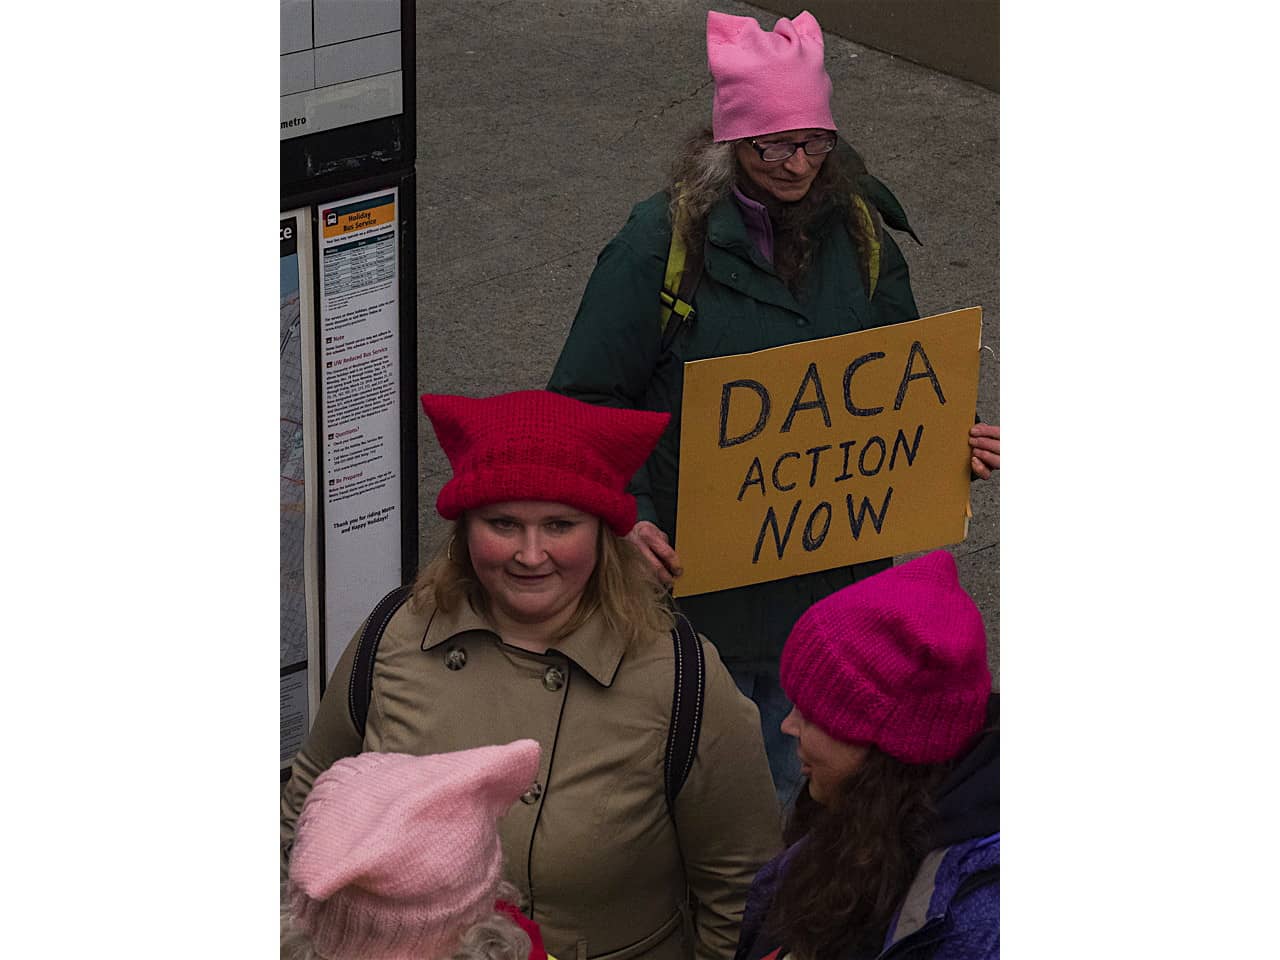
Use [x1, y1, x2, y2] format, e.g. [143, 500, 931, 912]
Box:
[420, 390, 670, 535]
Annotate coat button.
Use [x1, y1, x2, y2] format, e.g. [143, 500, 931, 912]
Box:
[542, 666, 565, 691]
[444, 647, 467, 670]
[520, 782, 544, 805]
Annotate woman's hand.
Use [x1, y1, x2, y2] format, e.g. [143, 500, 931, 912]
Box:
[969, 423, 1000, 479]
[626, 520, 684, 587]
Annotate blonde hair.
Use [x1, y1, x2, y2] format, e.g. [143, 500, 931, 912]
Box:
[411, 517, 674, 648]
[281, 882, 533, 960]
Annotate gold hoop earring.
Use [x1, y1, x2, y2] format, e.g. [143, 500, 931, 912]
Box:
[447, 535, 457, 562]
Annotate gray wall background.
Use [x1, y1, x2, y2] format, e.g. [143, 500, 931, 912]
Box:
[752, 1, 999, 91]
[413, 0, 1000, 678]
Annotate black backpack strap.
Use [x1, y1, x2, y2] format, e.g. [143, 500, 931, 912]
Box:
[664, 612, 706, 813]
[954, 863, 1000, 901]
[347, 584, 413, 738]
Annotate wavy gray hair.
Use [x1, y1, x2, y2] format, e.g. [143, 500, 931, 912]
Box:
[666, 126, 873, 291]
[280, 881, 533, 960]
[666, 128, 735, 246]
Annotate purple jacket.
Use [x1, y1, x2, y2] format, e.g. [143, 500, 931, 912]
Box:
[736, 702, 1000, 960]
[735, 833, 999, 960]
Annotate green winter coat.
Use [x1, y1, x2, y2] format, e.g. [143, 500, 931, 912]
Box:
[549, 185, 921, 664]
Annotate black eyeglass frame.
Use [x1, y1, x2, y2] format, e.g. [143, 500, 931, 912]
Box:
[745, 133, 838, 162]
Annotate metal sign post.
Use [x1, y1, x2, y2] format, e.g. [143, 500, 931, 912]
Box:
[280, 0, 417, 777]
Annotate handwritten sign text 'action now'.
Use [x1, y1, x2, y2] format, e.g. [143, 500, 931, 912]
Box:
[672, 307, 982, 597]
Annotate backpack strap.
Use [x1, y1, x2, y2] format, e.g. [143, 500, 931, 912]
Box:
[346, 590, 705, 813]
[850, 193, 883, 298]
[954, 863, 1000, 901]
[658, 195, 705, 354]
[855, 171, 922, 246]
[664, 612, 706, 813]
[850, 172, 922, 305]
[347, 584, 413, 738]
[828, 136, 921, 302]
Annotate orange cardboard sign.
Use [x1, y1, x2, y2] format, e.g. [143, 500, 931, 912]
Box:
[673, 307, 982, 597]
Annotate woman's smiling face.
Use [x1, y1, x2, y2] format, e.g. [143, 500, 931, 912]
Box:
[465, 501, 600, 640]
[734, 128, 832, 204]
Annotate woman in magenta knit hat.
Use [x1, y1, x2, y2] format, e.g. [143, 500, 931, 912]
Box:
[549, 10, 1000, 807]
[734, 551, 999, 960]
[283, 389, 782, 960]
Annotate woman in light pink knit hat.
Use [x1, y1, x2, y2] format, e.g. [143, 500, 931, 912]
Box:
[282, 741, 553, 960]
[549, 10, 1000, 808]
[733, 551, 999, 960]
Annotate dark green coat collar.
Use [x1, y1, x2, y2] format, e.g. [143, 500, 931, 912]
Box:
[704, 192, 850, 319]
[705, 195, 801, 316]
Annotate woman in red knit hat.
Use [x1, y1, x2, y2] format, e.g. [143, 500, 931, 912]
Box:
[283, 389, 783, 960]
[734, 550, 999, 960]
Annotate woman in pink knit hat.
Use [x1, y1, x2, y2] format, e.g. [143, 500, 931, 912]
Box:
[733, 550, 999, 960]
[549, 10, 1000, 807]
[282, 741, 550, 960]
[283, 389, 782, 960]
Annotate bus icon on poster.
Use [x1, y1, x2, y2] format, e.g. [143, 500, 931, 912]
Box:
[325, 211, 338, 227]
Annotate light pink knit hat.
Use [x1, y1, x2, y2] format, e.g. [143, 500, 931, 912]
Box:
[707, 10, 836, 142]
[287, 740, 541, 960]
[779, 552, 991, 764]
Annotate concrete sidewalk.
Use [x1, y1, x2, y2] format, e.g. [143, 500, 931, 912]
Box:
[413, 0, 1000, 675]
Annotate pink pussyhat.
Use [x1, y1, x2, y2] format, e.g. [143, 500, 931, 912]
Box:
[780, 552, 991, 764]
[287, 741, 541, 960]
[707, 10, 836, 142]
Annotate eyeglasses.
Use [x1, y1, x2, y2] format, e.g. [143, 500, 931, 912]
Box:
[746, 134, 837, 163]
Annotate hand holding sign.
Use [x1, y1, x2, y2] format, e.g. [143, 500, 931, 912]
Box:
[627, 520, 684, 587]
[969, 423, 1000, 479]
[673, 307, 984, 598]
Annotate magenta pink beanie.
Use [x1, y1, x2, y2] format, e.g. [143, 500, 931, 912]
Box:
[707, 10, 836, 143]
[779, 551, 991, 764]
[422, 390, 670, 536]
[287, 740, 541, 960]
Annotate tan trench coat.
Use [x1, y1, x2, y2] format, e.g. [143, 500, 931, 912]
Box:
[281, 597, 783, 960]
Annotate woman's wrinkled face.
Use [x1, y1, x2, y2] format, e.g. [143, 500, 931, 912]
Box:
[466, 501, 600, 635]
[734, 128, 832, 204]
[781, 706, 871, 806]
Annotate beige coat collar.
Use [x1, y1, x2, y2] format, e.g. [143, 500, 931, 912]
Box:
[420, 596, 626, 687]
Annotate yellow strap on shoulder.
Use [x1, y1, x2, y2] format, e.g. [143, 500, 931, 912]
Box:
[852, 194, 882, 298]
[660, 196, 691, 334]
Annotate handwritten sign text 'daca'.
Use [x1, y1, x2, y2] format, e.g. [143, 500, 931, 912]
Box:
[673, 307, 982, 597]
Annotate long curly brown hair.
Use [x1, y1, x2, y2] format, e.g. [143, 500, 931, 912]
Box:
[665, 127, 875, 293]
[767, 748, 951, 959]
